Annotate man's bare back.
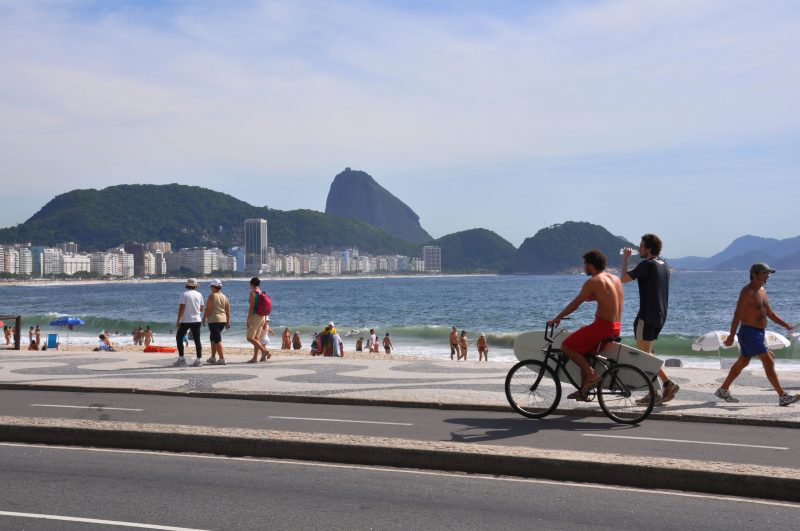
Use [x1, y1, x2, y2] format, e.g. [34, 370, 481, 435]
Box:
[583, 271, 624, 323]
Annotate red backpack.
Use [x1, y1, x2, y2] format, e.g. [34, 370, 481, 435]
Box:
[253, 290, 273, 316]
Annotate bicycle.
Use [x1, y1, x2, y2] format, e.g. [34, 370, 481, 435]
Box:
[505, 322, 655, 424]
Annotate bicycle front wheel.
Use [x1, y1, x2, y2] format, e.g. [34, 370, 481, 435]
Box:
[597, 363, 655, 424]
[505, 360, 561, 419]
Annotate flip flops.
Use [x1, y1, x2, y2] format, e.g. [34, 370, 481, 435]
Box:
[580, 375, 602, 401]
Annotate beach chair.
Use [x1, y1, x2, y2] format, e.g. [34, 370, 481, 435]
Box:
[46, 333, 59, 350]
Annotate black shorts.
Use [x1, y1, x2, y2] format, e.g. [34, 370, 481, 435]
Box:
[208, 322, 226, 343]
[634, 316, 662, 342]
[450, 343, 458, 355]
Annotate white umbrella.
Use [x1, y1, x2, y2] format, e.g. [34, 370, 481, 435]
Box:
[765, 330, 791, 350]
[691, 331, 738, 351]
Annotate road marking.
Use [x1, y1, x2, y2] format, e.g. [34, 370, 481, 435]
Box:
[582, 433, 788, 450]
[1, 443, 797, 509]
[30, 404, 144, 412]
[268, 415, 413, 426]
[0, 510, 207, 530]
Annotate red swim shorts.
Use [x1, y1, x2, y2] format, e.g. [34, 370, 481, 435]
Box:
[561, 319, 622, 355]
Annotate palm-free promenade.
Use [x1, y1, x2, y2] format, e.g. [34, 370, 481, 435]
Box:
[0, 349, 798, 502]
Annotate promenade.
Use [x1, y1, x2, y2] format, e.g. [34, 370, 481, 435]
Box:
[1, 349, 799, 502]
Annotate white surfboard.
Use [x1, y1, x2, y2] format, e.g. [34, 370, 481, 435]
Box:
[513, 330, 663, 391]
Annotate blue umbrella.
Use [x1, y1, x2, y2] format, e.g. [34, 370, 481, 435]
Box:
[49, 316, 85, 349]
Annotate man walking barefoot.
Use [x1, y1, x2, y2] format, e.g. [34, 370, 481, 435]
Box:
[621, 234, 679, 405]
[716, 263, 800, 406]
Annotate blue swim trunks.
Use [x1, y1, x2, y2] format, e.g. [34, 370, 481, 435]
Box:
[737, 325, 768, 357]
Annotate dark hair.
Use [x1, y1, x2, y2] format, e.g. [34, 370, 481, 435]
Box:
[249, 277, 261, 287]
[99, 334, 105, 340]
[583, 249, 607, 271]
[641, 234, 663, 256]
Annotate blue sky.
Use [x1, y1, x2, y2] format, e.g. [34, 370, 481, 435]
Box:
[1, 0, 798, 257]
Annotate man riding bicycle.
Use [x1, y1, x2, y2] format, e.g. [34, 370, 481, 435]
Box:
[547, 249, 624, 400]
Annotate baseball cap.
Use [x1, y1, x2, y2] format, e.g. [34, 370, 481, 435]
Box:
[185, 278, 198, 288]
[328, 321, 335, 327]
[209, 278, 222, 287]
[750, 263, 776, 275]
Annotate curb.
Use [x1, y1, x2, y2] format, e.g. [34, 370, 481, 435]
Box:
[0, 416, 798, 503]
[0, 383, 798, 429]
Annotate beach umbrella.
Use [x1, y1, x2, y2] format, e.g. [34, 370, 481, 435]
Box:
[691, 331, 738, 351]
[765, 330, 791, 350]
[49, 316, 86, 349]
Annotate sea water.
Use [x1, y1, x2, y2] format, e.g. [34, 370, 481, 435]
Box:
[1, 271, 799, 369]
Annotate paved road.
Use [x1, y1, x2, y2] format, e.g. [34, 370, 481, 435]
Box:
[2, 389, 797, 469]
[1, 442, 798, 530]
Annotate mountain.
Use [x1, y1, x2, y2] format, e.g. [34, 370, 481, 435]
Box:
[428, 229, 517, 273]
[671, 234, 800, 270]
[0, 184, 420, 255]
[515, 221, 636, 274]
[325, 168, 432, 244]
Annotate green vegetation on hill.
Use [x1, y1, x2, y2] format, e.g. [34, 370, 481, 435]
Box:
[515, 221, 635, 274]
[429, 229, 516, 273]
[0, 184, 419, 255]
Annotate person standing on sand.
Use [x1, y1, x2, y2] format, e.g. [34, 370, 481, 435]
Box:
[28, 327, 34, 345]
[3, 326, 10, 345]
[367, 328, 378, 353]
[202, 279, 230, 365]
[477, 333, 488, 361]
[449, 326, 459, 360]
[292, 331, 302, 350]
[621, 234, 679, 405]
[716, 263, 800, 406]
[355, 337, 364, 351]
[332, 329, 344, 357]
[383, 333, 393, 354]
[246, 277, 270, 363]
[282, 328, 291, 350]
[144, 326, 154, 348]
[459, 330, 468, 361]
[34, 325, 41, 347]
[174, 278, 204, 367]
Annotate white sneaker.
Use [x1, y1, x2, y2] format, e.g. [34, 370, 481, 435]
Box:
[206, 356, 217, 364]
[216, 358, 226, 365]
[715, 387, 739, 403]
[173, 357, 187, 367]
[192, 358, 203, 367]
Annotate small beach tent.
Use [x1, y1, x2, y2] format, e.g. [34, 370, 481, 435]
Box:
[49, 316, 86, 350]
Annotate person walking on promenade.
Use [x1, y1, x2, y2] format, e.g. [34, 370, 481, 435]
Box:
[281, 328, 291, 350]
[548, 249, 624, 400]
[246, 277, 270, 363]
[449, 326, 459, 360]
[477, 333, 489, 361]
[202, 279, 230, 365]
[175, 278, 204, 367]
[621, 234, 679, 405]
[459, 330, 468, 361]
[716, 263, 800, 406]
[383, 332, 393, 354]
[259, 317, 275, 361]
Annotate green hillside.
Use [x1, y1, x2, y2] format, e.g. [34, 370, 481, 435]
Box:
[515, 221, 635, 274]
[0, 184, 419, 255]
[429, 228, 517, 273]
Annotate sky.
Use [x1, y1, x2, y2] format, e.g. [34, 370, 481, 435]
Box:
[1, 0, 798, 258]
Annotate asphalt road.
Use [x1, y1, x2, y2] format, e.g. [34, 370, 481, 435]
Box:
[1, 443, 798, 530]
[1, 389, 797, 469]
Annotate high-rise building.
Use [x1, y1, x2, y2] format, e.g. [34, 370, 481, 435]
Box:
[145, 241, 172, 253]
[244, 218, 268, 273]
[18, 248, 33, 276]
[422, 246, 442, 272]
[124, 242, 146, 277]
[58, 242, 79, 254]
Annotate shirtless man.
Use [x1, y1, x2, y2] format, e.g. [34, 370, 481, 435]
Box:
[547, 249, 624, 400]
[717, 263, 800, 406]
[449, 326, 459, 360]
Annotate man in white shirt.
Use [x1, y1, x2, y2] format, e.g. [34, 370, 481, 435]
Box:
[175, 278, 205, 367]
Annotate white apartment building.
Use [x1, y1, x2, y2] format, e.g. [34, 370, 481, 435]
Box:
[40, 248, 62, 276]
[411, 257, 426, 271]
[0, 245, 4, 272]
[179, 248, 214, 275]
[60, 253, 91, 276]
[17, 248, 33, 276]
[4, 248, 19, 274]
[90, 253, 117, 276]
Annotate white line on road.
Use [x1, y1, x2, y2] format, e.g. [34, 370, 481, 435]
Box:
[0, 510, 207, 530]
[582, 433, 788, 450]
[268, 415, 413, 426]
[30, 404, 144, 412]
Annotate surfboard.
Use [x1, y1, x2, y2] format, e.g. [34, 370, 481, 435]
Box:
[514, 330, 663, 391]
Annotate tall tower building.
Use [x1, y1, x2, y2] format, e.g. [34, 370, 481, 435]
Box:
[422, 246, 442, 272]
[244, 218, 268, 273]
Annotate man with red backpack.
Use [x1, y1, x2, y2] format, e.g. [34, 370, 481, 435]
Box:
[246, 277, 272, 363]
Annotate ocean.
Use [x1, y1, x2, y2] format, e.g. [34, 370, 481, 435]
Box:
[2, 271, 799, 370]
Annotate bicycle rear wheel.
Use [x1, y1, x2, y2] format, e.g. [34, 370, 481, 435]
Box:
[505, 360, 561, 418]
[597, 363, 654, 424]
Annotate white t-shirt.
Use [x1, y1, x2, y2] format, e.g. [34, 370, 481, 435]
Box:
[179, 290, 204, 323]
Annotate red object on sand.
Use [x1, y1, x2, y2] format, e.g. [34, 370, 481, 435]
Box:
[144, 345, 177, 353]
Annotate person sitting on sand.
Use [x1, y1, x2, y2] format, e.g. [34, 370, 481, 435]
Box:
[28, 339, 39, 351]
[98, 334, 116, 352]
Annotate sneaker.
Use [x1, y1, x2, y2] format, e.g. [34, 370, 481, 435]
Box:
[216, 358, 226, 365]
[206, 356, 217, 365]
[715, 387, 739, 403]
[173, 357, 187, 367]
[778, 393, 800, 407]
[635, 394, 664, 406]
[662, 381, 680, 402]
[192, 358, 203, 367]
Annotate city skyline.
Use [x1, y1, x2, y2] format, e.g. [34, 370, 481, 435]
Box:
[1, 1, 798, 257]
